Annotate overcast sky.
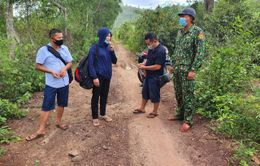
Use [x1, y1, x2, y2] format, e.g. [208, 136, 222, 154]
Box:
[122, 0, 188, 9]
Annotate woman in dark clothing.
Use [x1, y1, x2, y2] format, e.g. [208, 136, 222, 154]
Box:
[88, 27, 117, 126]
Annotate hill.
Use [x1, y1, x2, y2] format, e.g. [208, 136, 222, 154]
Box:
[113, 5, 143, 30]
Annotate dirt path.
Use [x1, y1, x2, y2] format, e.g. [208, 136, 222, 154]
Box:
[0, 43, 233, 166]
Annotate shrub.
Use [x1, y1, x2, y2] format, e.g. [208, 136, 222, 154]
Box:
[0, 99, 25, 145]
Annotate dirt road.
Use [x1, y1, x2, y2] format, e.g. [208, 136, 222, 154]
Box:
[0, 43, 233, 166]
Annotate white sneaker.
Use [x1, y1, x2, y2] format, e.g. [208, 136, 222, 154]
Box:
[93, 119, 100, 126]
[100, 115, 112, 122]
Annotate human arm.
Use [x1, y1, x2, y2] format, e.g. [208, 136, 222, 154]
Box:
[88, 46, 98, 79]
[88, 45, 100, 87]
[109, 41, 117, 64]
[35, 63, 61, 78]
[190, 31, 206, 72]
[60, 62, 72, 77]
[188, 31, 206, 80]
[138, 64, 162, 70]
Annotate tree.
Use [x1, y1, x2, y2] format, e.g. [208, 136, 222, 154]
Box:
[204, 0, 214, 12]
[5, 0, 20, 59]
[0, 3, 6, 33]
[51, 0, 68, 39]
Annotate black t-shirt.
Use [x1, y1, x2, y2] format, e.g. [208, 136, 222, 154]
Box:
[146, 44, 166, 76]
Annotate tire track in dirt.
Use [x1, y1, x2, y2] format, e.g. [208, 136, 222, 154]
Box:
[112, 43, 192, 166]
[112, 42, 232, 166]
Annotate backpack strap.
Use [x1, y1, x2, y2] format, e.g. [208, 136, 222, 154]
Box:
[46, 45, 73, 83]
[46, 45, 67, 65]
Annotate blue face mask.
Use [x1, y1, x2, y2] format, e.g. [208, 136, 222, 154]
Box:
[147, 45, 153, 50]
[179, 17, 187, 27]
[104, 40, 110, 45]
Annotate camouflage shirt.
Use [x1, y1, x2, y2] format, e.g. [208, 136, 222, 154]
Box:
[172, 25, 206, 71]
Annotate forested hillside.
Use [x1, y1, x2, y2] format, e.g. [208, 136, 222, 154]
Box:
[113, 5, 143, 30]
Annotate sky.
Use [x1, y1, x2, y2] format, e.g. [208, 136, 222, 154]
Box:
[122, 0, 188, 9]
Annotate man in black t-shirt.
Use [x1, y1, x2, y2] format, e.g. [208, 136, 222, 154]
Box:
[133, 32, 166, 118]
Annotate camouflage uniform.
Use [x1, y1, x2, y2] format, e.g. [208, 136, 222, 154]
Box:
[171, 25, 206, 125]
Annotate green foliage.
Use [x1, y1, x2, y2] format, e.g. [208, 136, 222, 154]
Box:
[113, 5, 143, 30]
[232, 142, 258, 166]
[197, 92, 260, 142]
[116, 0, 260, 163]
[0, 99, 24, 145]
[0, 117, 7, 126]
[193, 0, 260, 163]
[62, 0, 122, 59]
[195, 0, 259, 130]
[34, 160, 40, 166]
[0, 0, 122, 101]
[0, 147, 6, 157]
[115, 5, 181, 54]
[0, 126, 22, 144]
[0, 54, 44, 102]
[0, 4, 5, 33]
[195, 33, 256, 113]
[0, 99, 26, 119]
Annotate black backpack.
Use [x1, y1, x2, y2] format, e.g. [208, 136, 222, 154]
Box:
[74, 44, 98, 89]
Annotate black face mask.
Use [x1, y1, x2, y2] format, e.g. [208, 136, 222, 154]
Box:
[54, 39, 64, 46]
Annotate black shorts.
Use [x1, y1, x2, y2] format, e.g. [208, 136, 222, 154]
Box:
[142, 76, 160, 103]
[42, 85, 69, 111]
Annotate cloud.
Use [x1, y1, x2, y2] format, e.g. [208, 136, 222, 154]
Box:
[122, 0, 187, 9]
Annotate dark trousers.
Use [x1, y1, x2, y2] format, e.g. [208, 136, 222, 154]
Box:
[91, 77, 111, 119]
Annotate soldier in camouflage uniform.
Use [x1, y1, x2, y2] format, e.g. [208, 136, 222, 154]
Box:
[169, 8, 206, 132]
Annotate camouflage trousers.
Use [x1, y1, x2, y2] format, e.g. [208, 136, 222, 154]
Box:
[173, 67, 195, 125]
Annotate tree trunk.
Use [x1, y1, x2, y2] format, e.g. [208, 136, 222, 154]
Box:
[52, 0, 68, 39]
[25, 0, 35, 46]
[204, 0, 214, 12]
[0, 4, 4, 18]
[5, 0, 20, 59]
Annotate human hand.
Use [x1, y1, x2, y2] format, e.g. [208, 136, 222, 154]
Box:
[109, 41, 114, 51]
[138, 63, 146, 70]
[93, 78, 100, 87]
[187, 71, 196, 80]
[60, 67, 67, 78]
[51, 70, 61, 78]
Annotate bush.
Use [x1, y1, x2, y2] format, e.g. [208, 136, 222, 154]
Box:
[0, 45, 44, 102]
[0, 126, 21, 144]
[116, 0, 260, 164]
[193, 1, 260, 163]
[232, 142, 258, 166]
[115, 6, 181, 54]
[0, 99, 26, 120]
[0, 99, 25, 145]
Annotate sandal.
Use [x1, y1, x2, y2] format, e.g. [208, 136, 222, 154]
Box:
[147, 112, 159, 118]
[133, 109, 146, 114]
[93, 119, 100, 127]
[26, 133, 45, 141]
[100, 115, 112, 122]
[55, 124, 69, 130]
